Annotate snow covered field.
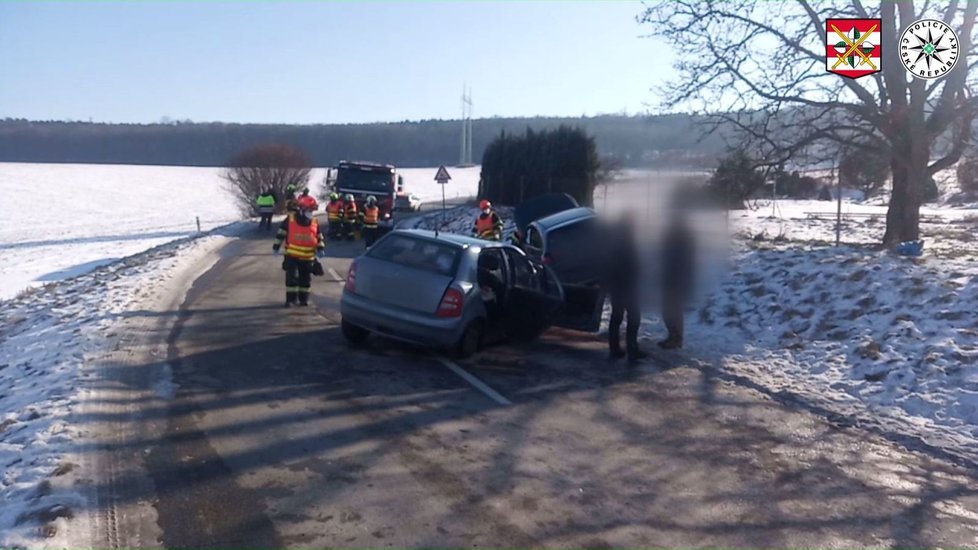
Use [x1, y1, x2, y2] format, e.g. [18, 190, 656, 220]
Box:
[0, 163, 242, 301]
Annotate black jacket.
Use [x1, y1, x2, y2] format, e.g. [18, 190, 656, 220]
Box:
[603, 224, 641, 293]
[661, 222, 695, 297]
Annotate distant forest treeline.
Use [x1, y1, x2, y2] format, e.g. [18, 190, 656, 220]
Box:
[0, 115, 725, 168]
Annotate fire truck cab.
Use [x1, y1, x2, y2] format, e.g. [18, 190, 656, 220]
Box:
[330, 161, 404, 233]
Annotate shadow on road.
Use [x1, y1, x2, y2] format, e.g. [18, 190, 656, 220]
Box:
[70, 294, 978, 548]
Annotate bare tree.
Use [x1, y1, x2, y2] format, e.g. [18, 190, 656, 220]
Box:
[223, 143, 312, 215]
[641, 0, 978, 247]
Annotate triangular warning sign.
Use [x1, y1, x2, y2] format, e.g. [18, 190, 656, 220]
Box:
[434, 165, 452, 183]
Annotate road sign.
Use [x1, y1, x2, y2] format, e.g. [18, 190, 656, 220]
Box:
[434, 165, 452, 184]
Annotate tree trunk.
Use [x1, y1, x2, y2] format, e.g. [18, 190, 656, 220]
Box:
[883, 164, 920, 246]
[882, 111, 929, 248]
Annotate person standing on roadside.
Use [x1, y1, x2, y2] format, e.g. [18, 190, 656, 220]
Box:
[342, 194, 359, 241]
[273, 195, 326, 307]
[605, 214, 648, 363]
[256, 187, 277, 231]
[360, 195, 381, 249]
[326, 192, 343, 239]
[659, 210, 695, 349]
[474, 199, 504, 241]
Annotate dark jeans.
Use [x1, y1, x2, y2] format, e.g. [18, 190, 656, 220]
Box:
[363, 226, 379, 248]
[663, 294, 684, 345]
[343, 221, 357, 240]
[609, 289, 640, 356]
[284, 256, 313, 304]
[259, 213, 273, 230]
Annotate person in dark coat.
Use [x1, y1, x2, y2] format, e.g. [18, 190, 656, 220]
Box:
[604, 214, 648, 363]
[660, 210, 695, 349]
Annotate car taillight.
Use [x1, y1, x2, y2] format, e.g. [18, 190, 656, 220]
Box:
[543, 253, 555, 265]
[345, 261, 358, 293]
[436, 287, 464, 318]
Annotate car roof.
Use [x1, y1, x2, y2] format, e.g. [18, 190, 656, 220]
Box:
[531, 207, 596, 231]
[396, 229, 508, 249]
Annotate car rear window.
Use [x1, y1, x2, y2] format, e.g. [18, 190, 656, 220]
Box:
[367, 234, 461, 277]
[547, 218, 598, 257]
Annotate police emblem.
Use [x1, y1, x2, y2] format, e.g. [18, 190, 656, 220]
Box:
[900, 19, 959, 80]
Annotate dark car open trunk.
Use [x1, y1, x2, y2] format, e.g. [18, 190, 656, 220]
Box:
[513, 193, 579, 233]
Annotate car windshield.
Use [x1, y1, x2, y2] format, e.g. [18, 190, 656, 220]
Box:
[367, 234, 460, 277]
[337, 167, 393, 193]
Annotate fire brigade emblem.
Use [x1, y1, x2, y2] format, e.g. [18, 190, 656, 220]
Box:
[826, 19, 882, 79]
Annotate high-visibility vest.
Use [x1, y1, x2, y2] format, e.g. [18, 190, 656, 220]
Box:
[327, 201, 343, 222]
[285, 215, 320, 260]
[344, 203, 359, 221]
[256, 194, 275, 207]
[476, 212, 502, 240]
[362, 206, 380, 227]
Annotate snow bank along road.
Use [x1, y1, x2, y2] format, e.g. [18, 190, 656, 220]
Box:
[39, 221, 978, 548]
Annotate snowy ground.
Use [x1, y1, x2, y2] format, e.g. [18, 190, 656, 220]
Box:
[0, 163, 242, 301]
[685, 197, 978, 464]
[394, 165, 481, 203]
[0, 225, 238, 548]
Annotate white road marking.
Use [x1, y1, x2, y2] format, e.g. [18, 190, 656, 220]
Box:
[435, 357, 512, 406]
[328, 267, 345, 284]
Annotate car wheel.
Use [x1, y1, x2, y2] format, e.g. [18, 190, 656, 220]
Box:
[341, 319, 369, 345]
[454, 320, 484, 359]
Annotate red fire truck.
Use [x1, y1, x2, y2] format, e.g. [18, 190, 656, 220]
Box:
[329, 161, 405, 233]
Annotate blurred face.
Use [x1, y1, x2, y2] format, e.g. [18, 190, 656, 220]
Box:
[482, 208, 491, 215]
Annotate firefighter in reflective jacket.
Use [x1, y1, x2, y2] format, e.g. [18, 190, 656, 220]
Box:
[325, 193, 343, 239]
[342, 194, 359, 241]
[284, 183, 299, 213]
[474, 199, 504, 241]
[360, 195, 381, 249]
[273, 195, 326, 307]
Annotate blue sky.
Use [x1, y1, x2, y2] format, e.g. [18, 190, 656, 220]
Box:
[0, 1, 669, 124]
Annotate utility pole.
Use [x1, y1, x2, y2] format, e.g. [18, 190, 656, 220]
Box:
[460, 85, 473, 166]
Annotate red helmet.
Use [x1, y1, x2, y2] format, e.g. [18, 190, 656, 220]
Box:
[479, 199, 492, 210]
[297, 195, 318, 211]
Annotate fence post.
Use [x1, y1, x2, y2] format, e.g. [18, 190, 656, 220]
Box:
[196, 216, 201, 233]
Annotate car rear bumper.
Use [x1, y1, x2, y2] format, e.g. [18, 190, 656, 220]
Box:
[341, 291, 465, 348]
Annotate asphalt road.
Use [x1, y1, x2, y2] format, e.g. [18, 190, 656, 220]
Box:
[98, 222, 978, 548]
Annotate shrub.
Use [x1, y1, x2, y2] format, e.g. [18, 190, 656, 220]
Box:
[480, 126, 599, 207]
[222, 143, 312, 215]
[707, 149, 766, 209]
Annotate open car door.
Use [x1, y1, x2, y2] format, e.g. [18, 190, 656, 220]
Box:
[490, 248, 564, 341]
[543, 275, 604, 333]
[506, 249, 605, 337]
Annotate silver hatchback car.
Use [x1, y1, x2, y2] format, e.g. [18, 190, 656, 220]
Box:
[340, 229, 601, 357]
